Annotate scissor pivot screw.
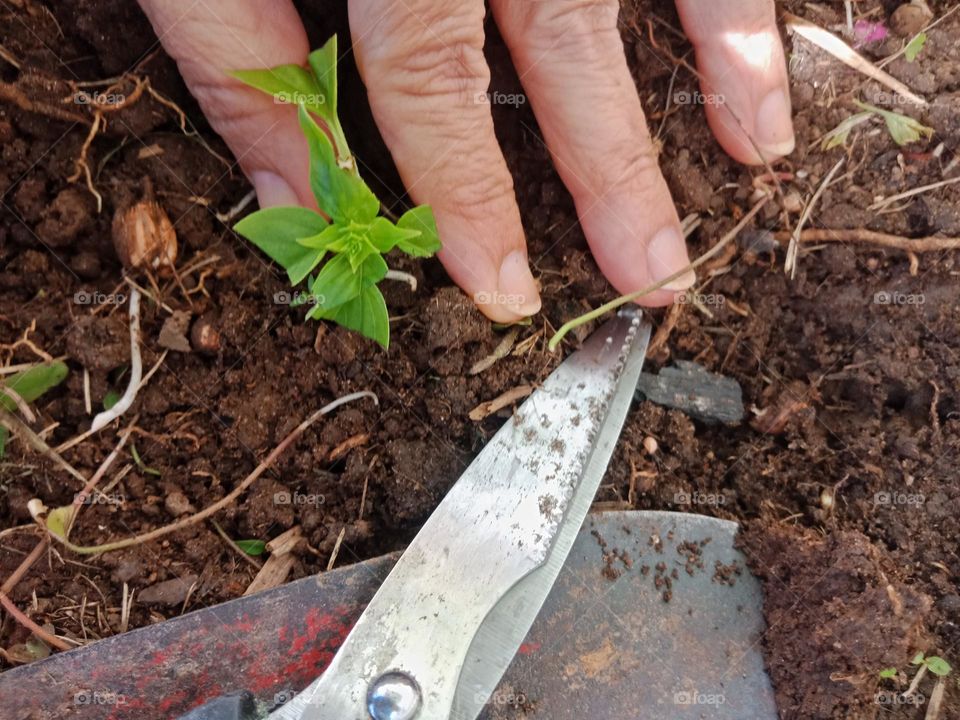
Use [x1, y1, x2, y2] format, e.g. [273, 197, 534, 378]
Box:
[367, 671, 421, 720]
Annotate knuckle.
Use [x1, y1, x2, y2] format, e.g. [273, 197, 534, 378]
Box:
[443, 159, 517, 219]
[364, 6, 490, 105]
[592, 140, 663, 198]
[515, 0, 621, 52]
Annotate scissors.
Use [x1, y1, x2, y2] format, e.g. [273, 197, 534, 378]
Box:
[269, 309, 652, 720]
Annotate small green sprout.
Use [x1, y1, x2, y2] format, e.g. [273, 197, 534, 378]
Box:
[232, 35, 441, 348]
[853, 100, 934, 146]
[904, 33, 927, 62]
[234, 539, 267, 557]
[878, 667, 898, 680]
[102, 389, 121, 411]
[911, 652, 952, 677]
[822, 100, 934, 150]
[130, 443, 161, 477]
[0, 361, 68, 458]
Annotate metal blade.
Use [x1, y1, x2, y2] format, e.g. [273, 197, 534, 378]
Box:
[272, 310, 650, 720]
[450, 315, 650, 719]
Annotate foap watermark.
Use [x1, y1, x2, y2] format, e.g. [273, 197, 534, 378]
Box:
[273, 91, 326, 106]
[73, 91, 126, 107]
[274, 491, 325, 507]
[674, 690, 725, 706]
[273, 290, 325, 306]
[74, 491, 124, 507]
[875, 691, 925, 706]
[674, 491, 725, 507]
[476, 690, 528, 708]
[474, 90, 526, 107]
[673, 90, 725, 107]
[874, 290, 924, 305]
[873, 491, 925, 507]
[474, 291, 527, 307]
[677, 291, 725, 308]
[74, 290, 127, 306]
[74, 690, 127, 706]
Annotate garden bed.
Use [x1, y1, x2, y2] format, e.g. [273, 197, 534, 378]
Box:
[1, 0, 958, 717]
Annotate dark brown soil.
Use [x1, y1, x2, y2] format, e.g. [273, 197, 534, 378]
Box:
[1, 1, 959, 717]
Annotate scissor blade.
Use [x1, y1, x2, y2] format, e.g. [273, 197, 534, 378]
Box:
[450, 313, 650, 719]
[271, 310, 650, 720]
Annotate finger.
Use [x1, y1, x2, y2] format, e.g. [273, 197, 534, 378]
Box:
[137, 0, 315, 207]
[348, 0, 540, 322]
[491, 0, 694, 306]
[675, 0, 795, 164]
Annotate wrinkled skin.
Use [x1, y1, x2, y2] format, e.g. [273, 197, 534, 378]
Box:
[138, 0, 793, 322]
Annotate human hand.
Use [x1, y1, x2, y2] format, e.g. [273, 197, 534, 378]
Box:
[137, 0, 794, 322]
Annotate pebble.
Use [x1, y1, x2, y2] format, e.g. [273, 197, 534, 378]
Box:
[164, 490, 196, 517]
[138, 574, 198, 605]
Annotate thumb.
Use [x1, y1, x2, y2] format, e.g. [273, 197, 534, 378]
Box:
[137, 0, 314, 208]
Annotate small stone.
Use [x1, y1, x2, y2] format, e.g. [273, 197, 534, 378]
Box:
[782, 191, 804, 214]
[890, 1, 933, 37]
[636, 361, 744, 424]
[164, 490, 195, 517]
[138, 574, 198, 605]
[158, 311, 192, 353]
[190, 316, 221, 355]
[643, 436, 659, 455]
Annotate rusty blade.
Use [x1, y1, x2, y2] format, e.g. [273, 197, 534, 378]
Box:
[275, 310, 651, 720]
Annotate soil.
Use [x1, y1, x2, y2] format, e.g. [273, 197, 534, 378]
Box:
[1, 0, 959, 718]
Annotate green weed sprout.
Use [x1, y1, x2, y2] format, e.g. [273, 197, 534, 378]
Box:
[911, 652, 952, 677]
[0, 361, 68, 457]
[231, 36, 441, 348]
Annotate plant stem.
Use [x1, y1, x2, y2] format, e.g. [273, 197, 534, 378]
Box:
[547, 195, 771, 351]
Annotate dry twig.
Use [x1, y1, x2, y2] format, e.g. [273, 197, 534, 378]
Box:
[37, 392, 378, 554]
[784, 13, 927, 105]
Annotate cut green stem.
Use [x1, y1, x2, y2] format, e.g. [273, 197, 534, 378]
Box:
[547, 195, 771, 351]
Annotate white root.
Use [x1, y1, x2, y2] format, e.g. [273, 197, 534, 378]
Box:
[90, 288, 141, 433]
[385, 269, 417, 292]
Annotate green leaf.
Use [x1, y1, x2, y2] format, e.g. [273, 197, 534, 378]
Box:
[103, 390, 120, 411]
[234, 207, 329, 285]
[911, 652, 926, 666]
[367, 217, 422, 254]
[231, 64, 330, 116]
[0, 361, 68, 458]
[821, 111, 872, 150]
[309, 252, 387, 312]
[235, 539, 267, 556]
[298, 105, 378, 223]
[878, 668, 898, 679]
[307, 35, 338, 120]
[45, 504, 75, 541]
[2, 361, 68, 411]
[311, 284, 390, 348]
[396, 206, 442, 257]
[904, 33, 927, 62]
[297, 224, 342, 251]
[924, 656, 952, 677]
[854, 100, 934, 146]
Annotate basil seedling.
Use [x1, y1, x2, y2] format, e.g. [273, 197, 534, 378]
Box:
[232, 36, 441, 348]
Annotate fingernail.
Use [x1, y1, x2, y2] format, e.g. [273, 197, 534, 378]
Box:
[497, 250, 542, 316]
[250, 170, 300, 208]
[754, 88, 795, 158]
[646, 226, 695, 292]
